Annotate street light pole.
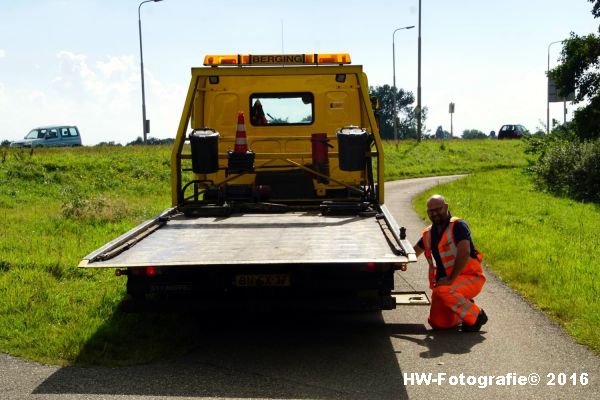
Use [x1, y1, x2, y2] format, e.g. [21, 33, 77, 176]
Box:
[138, 0, 163, 143]
[547, 40, 563, 134]
[392, 25, 415, 142]
[416, 0, 422, 142]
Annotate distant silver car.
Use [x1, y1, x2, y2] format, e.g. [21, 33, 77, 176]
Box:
[10, 126, 82, 148]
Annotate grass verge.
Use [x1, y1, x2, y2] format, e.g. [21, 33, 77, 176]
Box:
[382, 138, 530, 180]
[0, 145, 172, 365]
[413, 169, 600, 355]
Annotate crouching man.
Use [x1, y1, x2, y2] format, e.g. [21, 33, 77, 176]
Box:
[413, 194, 488, 332]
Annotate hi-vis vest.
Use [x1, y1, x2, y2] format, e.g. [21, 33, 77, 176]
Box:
[422, 217, 484, 288]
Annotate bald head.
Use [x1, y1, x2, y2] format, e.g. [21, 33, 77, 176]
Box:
[427, 194, 446, 208]
[426, 194, 449, 226]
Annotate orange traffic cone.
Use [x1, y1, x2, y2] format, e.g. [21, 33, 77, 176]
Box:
[228, 111, 254, 172]
[234, 111, 248, 153]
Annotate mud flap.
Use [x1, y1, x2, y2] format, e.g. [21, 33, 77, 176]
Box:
[392, 291, 431, 306]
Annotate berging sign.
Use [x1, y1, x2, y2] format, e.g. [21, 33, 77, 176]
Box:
[251, 54, 306, 65]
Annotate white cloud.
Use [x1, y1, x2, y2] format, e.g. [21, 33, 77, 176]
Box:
[0, 50, 186, 144]
[97, 55, 135, 78]
[52, 51, 97, 94]
[29, 90, 46, 107]
[0, 49, 5, 58]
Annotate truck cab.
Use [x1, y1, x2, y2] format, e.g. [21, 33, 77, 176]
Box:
[172, 53, 384, 209]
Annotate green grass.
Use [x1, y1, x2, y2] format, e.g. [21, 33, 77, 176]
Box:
[0, 145, 174, 365]
[0, 139, 587, 365]
[382, 138, 531, 180]
[0, 146, 172, 270]
[413, 169, 600, 354]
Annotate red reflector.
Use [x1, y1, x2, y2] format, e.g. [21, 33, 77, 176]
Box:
[366, 262, 376, 272]
[115, 269, 122, 277]
[145, 266, 157, 276]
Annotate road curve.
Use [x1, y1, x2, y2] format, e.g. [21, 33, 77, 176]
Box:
[1, 175, 598, 400]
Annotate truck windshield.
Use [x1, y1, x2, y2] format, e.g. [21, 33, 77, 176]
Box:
[250, 93, 313, 126]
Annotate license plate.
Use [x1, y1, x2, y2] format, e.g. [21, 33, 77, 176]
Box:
[234, 274, 290, 287]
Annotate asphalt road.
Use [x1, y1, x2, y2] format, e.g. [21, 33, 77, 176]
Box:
[2, 175, 599, 399]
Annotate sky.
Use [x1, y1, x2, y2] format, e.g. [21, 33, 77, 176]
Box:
[0, 0, 598, 145]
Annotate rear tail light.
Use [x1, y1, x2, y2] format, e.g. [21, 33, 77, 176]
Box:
[353, 263, 391, 272]
[129, 267, 160, 277]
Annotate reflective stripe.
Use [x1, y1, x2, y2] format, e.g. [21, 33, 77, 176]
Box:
[448, 291, 478, 319]
[441, 258, 455, 266]
[423, 229, 434, 267]
[450, 291, 471, 319]
[450, 275, 481, 293]
[237, 124, 245, 131]
[467, 308, 478, 318]
[235, 138, 247, 145]
[451, 296, 466, 313]
[444, 222, 457, 255]
[434, 219, 459, 275]
[441, 259, 455, 270]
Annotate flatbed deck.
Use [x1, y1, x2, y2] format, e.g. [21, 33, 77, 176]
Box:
[81, 208, 414, 268]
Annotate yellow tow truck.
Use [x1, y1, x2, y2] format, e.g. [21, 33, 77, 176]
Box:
[80, 53, 423, 310]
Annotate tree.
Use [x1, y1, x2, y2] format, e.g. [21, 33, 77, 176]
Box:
[462, 129, 487, 139]
[593, 0, 600, 17]
[126, 136, 174, 146]
[528, 1, 600, 203]
[95, 141, 122, 147]
[369, 85, 427, 140]
[549, 0, 600, 140]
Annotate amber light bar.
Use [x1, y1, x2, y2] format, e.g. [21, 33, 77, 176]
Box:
[203, 53, 352, 66]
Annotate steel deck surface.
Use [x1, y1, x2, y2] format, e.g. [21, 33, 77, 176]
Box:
[86, 212, 405, 267]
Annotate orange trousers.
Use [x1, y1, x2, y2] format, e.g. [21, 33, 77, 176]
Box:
[428, 274, 486, 329]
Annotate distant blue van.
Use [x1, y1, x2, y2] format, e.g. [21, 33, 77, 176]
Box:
[10, 126, 82, 148]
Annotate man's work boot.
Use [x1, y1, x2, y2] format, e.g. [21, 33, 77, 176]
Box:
[461, 309, 488, 332]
